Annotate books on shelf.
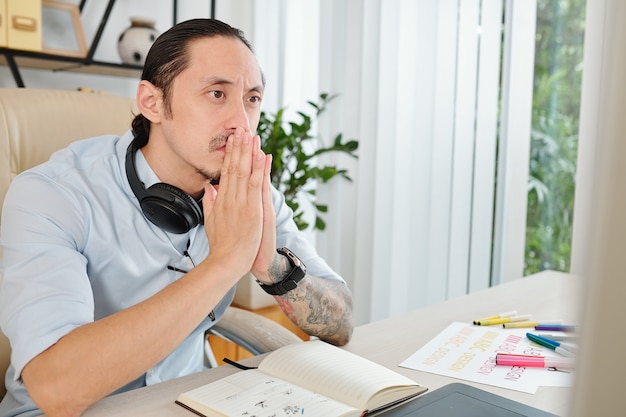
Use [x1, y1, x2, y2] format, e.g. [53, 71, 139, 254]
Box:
[175, 339, 428, 417]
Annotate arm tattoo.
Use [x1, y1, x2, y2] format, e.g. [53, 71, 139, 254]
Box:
[277, 277, 353, 346]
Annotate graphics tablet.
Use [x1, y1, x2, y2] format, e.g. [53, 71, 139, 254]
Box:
[380, 382, 558, 416]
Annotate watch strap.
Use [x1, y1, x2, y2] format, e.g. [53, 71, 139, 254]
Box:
[257, 248, 307, 295]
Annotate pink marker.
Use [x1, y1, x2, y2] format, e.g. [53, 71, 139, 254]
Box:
[495, 353, 575, 369]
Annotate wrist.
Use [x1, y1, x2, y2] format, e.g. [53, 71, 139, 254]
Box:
[253, 251, 288, 285]
[256, 248, 307, 295]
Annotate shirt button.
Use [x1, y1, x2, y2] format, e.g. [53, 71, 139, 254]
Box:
[149, 368, 155, 376]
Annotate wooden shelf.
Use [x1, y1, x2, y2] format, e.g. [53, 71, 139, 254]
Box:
[0, 48, 142, 79]
[1, 0, 216, 86]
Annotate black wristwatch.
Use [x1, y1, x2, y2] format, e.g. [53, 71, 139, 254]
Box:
[257, 247, 307, 295]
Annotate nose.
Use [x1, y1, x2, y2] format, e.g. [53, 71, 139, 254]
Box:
[224, 99, 251, 131]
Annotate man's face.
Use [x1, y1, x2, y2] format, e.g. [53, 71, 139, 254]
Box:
[155, 35, 264, 191]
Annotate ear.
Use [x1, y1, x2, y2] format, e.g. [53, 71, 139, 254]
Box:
[136, 80, 163, 123]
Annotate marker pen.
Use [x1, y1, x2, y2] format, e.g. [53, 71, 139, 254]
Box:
[535, 332, 578, 341]
[526, 333, 575, 357]
[495, 353, 575, 369]
[502, 320, 563, 329]
[557, 341, 578, 353]
[473, 311, 518, 325]
[532, 334, 578, 353]
[476, 314, 532, 326]
[535, 324, 576, 332]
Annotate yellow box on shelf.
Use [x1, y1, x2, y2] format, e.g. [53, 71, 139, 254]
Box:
[0, 0, 7, 47]
[6, 0, 41, 52]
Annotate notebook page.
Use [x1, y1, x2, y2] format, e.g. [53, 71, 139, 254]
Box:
[259, 340, 421, 409]
[178, 369, 359, 417]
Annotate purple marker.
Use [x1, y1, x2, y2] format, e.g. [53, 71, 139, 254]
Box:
[534, 324, 576, 332]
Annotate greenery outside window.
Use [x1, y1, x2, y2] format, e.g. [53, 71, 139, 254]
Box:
[525, 0, 587, 275]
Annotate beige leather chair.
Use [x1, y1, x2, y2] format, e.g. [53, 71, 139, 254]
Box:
[0, 88, 301, 399]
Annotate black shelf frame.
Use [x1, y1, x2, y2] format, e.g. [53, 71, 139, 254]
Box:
[1, 0, 216, 87]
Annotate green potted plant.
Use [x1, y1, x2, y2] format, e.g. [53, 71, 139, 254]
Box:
[258, 93, 359, 231]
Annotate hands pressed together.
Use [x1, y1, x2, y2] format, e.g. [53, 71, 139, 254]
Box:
[201, 128, 353, 349]
[202, 127, 277, 284]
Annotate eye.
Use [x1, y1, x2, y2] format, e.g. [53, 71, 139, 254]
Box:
[209, 90, 225, 99]
[247, 94, 262, 104]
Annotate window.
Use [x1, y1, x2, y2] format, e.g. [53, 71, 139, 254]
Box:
[525, 0, 587, 275]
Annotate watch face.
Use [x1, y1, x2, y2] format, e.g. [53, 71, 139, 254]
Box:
[278, 247, 306, 273]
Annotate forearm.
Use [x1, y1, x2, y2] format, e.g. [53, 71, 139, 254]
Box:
[21, 258, 237, 417]
[255, 251, 354, 346]
[275, 277, 354, 346]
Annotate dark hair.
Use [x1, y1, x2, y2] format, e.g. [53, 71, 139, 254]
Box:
[131, 18, 257, 147]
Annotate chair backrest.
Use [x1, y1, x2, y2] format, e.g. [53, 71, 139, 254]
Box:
[0, 88, 137, 399]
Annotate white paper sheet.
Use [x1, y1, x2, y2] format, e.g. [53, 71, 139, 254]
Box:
[399, 322, 574, 394]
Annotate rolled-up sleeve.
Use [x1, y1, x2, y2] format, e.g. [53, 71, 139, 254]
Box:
[0, 172, 94, 381]
[272, 186, 344, 283]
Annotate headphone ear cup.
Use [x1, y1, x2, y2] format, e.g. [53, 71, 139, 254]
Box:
[125, 139, 203, 234]
[140, 183, 204, 234]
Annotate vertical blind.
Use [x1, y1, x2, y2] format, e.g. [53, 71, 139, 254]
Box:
[248, 0, 537, 325]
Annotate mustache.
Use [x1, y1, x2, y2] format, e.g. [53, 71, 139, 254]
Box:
[201, 131, 235, 184]
[208, 132, 231, 151]
[209, 129, 259, 151]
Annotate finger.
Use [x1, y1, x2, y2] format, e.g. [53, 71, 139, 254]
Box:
[218, 132, 235, 193]
[235, 130, 255, 203]
[252, 153, 276, 276]
[263, 152, 273, 194]
[248, 136, 266, 193]
[262, 153, 276, 229]
[219, 128, 243, 206]
[202, 183, 218, 223]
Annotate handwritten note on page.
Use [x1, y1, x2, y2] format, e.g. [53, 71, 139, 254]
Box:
[179, 370, 358, 417]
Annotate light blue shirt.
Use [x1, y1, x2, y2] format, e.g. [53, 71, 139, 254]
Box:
[0, 130, 342, 416]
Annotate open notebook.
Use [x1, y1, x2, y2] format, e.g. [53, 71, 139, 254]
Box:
[175, 340, 428, 417]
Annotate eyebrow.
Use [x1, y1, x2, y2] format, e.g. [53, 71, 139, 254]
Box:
[200, 77, 264, 95]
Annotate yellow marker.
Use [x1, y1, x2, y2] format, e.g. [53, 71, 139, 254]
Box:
[472, 310, 517, 325]
[476, 314, 532, 326]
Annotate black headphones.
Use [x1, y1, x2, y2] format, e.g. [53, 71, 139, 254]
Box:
[125, 138, 204, 234]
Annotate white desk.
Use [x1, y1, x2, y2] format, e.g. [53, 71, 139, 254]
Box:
[83, 270, 578, 416]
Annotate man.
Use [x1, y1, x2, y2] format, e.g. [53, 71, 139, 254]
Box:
[0, 18, 353, 417]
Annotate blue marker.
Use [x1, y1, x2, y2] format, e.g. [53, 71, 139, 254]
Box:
[526, 333, 575, 357]
[534, 333, 578, 353]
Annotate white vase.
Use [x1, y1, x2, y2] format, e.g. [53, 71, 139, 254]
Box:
[117, 18, 160, 66]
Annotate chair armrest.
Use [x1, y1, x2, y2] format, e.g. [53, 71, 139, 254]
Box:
[208, 307, 303, 355]
[0, 330, 10, 399]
